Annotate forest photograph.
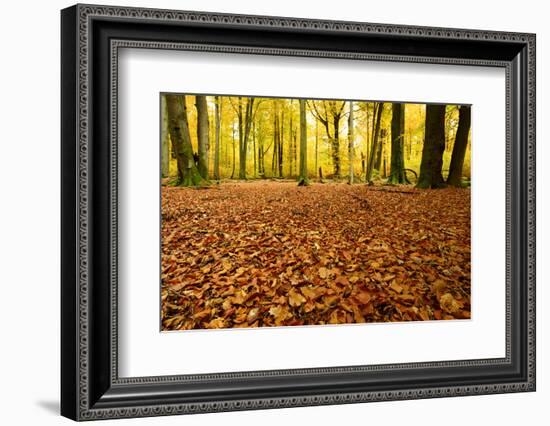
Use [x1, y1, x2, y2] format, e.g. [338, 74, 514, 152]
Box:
[160, 93, 472, 331]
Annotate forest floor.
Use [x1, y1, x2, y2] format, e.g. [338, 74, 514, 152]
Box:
[161, 181, 471, 331]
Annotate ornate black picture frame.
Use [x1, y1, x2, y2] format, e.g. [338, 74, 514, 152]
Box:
[61, 3, 536, 421]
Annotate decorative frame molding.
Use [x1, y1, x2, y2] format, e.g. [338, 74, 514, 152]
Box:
[61, 3, 535, 421]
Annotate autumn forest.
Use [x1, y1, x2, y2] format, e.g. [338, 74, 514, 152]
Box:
[161, 94, 472, 331]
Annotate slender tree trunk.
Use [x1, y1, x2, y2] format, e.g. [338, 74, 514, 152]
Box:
[293, 131, 297, 176]
[332, 116, 341, 178]
[388, 103, 408, 184]
[165, 95, 206, 186]
[382, 143, 388, 178]
[364, 103, 371, 170]
[288, 108, 293, 177]
[213, 96, 221, 180]
[258, 133, 264, 177]
[252, 121, 257, 178]
[348, 101, 354, 184]
[238, 98, 254, 179]
[374, 129, 384, 171]
[195, 95, 210, 179]
[417, 104, 447, 188]
[161, 95, 170, 178]
[407, 119, 412, 160]
[447, 105, 471, 186]
[231, 123, 236, 179]
[367, 102, 377, 175]
[321, 122, 333, 177]
[366, 103, 384, 183]
[315, 120, 319, 179]
[279, 108, 284, 177]
[272, 101, 279, 176]
[237, 98, 244, 179]
[297, 99, 309, 186]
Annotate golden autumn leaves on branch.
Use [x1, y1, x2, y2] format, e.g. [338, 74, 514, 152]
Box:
[160, 94, 471, 331]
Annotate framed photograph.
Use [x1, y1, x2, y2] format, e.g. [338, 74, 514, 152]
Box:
[61, 4, 536, 421]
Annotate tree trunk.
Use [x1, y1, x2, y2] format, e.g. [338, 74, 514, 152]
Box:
[364, 103, 371, 171]
[447, 105, 471, 186]
[165, 95, 207, 186]
[348, 101, 354, 184]
[382, 144, 388, 178]
[288, 103, 293, 177]
[388, 103, 408, 184]
[332, 116, 341, 178]
[213, 96, 221, 180]
[278, 108, 284, 177]
[258, 131, 264, 177]
[252, 121, 257, 178]
[231, 123, 236, 179]
[374, 129, 384, 171]
[195, 95, 210, 179]
[238, 98, 254, 179]
[417, 104, 447, 189]
[297, 99, 309, 186]
[315, 120, 319, 179]
[272, 113, 276, 175]
[161, 95, 170, 178]
[272, 101, 279, 176]
[366, 102, 384, 183]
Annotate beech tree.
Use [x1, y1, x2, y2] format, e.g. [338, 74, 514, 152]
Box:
[161, 95, 170, 178]
[272, 100, 282, 177]
[195, 95, 210, 179]
[417, 104, 446, 189]
[366, 102, 384, 183]
[165, 94, 207, 186]
[447, 105, 471, 187]
[231, 97, 256, 179]
[213, 96, 221, 181]
[297, 99, 309, 186]
[388, 103, 408, 184]
[309, 100, 346, 178]
[347, 101, 355, 184]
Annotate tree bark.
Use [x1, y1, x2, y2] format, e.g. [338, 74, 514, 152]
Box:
[278, 108, 284, 177]
[213, 96, 221, 180]
[297, 99, 309, 186]
[374, 129, 385, 171]
[231, 123, 236, 179]
[315, 120, 319, 179]
[366, 102, 384, 183]
[272, 101, 280, 176]
[288, 104, 294, 177]
[332, 116, 341, 178]
[417, 104, 447, 189]
[238, 98, 255, 179]
[165, 95, 207, 186]
[348, 101, 354, 184]
[447, 105, 471, 186]
[161, 95, 170, 178]
[388, 103, 408, 184]
[195, 96, 210, 180]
